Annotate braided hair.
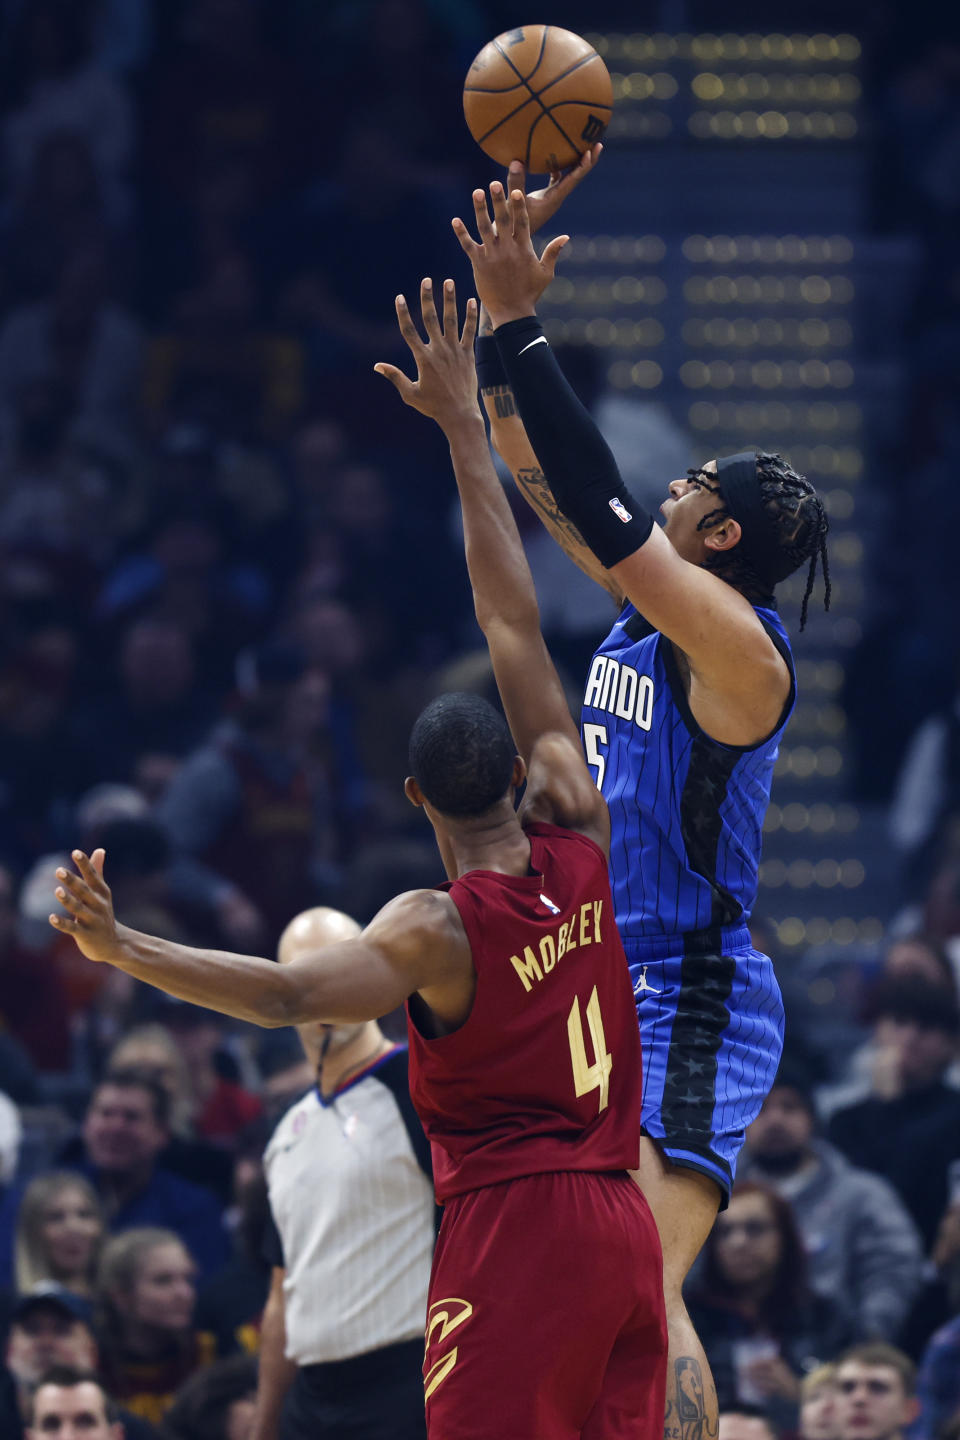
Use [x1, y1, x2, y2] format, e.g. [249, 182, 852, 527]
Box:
[690, 452, 831, 629]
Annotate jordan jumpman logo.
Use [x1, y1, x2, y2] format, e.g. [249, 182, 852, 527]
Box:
[633, 966, 662, 996]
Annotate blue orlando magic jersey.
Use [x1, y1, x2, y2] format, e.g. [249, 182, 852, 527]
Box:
[581, 602, 795, 945]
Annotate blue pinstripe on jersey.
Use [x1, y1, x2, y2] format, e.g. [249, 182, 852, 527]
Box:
[581, 601, 793, 1195]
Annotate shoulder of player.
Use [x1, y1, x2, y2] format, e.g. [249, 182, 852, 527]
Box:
[521, 732, 610, 850]
[669, 588, 792, 723]
[622, 531, 788, 680]
[364, 888, 468, 964]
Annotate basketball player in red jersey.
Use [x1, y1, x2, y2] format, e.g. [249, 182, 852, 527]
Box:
[50, 280, 665, 1439]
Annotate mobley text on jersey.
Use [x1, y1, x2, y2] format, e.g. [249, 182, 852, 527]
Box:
[509, 900, 605, 993]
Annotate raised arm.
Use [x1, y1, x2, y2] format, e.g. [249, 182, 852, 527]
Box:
[374, 280, 607, 845]
[454, 184, 790, 744]
[478, 150, 623, 605]
[51, 849, 469, 1026]
[479, 306, 622, 606]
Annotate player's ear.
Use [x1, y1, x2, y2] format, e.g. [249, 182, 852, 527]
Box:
[703, 516, 742, 555]
[404, 776, 425, 808]
[510, 755, 526, 790]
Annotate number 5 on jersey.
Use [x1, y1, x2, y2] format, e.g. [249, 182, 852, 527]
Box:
[583, 723, 608, 790]
[567, 986, 613, 1112]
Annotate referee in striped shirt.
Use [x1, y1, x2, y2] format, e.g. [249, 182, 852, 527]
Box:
[251, 907, 435, 1440]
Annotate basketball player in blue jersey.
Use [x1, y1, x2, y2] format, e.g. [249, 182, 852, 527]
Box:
[454, 176, 830, 1440]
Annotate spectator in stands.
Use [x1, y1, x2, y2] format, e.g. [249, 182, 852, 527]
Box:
[686, 1181, 851, 1433]
[0, 374, 119, 587]
[24, 1365, 123, 1440]
[108, 1027, 194, 1137]
[0, 132, 119, 311]
[834, 1345, 919, 1440]
[818, 938, 960, 1117]
[742, 1070, 923, 1339]
[160, 1354, 257, 1440]
[52, 1069, 229, 1278]
[5, 1289, 97, 1400]
[69, 617, 214, 799]
[717, 1407, 777, 1440]
[1, 0, 134, 215]
[156, 642, 344, 951]
[2, 1291, 154, 1438]
[15, 1173, 104, 1299]
[195, 1130, 271, 1357]
[142, 0, 311, 209]
[801, 1364, 840, 1440]
[0, 862, 72, 1071]
[146, 1003, 262, 1145]
[0, 240, 143, 463]
[828, 979, 960, 1246]
[97, 1046, 234, 1212]
[252, 907, 433, 1440]
[96, 1228, 216, 1428]
[142, 249, 303, 440]
[914, 1311, 960, 1440]
[4, 1295, 159, 1440]
[24, 1362, 158, 1440]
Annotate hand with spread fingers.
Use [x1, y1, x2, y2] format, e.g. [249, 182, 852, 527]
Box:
[50, 848, 123, 966]
[507, 142, 602, 238]
[374, 277, 481, 431]
[452, 182, 568, 329]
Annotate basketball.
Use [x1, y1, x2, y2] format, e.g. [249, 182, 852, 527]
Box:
[463, 25, 613, 175]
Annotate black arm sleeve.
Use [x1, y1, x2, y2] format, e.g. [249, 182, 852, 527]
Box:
[494, 316, 654, 568]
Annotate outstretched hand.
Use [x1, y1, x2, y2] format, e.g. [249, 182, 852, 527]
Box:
[50, 849, 122, 965]
[453, 183, 568, 329]
[374, 278, 480, 430]
[507, 141, 602, 237]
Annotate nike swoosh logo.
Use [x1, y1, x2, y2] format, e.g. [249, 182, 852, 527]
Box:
[518, 336, 548, 354]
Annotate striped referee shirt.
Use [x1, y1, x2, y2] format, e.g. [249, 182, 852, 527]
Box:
[263, 1046, 435, 1365]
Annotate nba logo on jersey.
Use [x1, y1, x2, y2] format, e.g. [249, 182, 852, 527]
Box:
[608, 497, 633, 523]
[539, 892, 561, 915]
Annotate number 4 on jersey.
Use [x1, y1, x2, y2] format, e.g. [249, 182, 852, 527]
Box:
[567, 986, 613, 1112]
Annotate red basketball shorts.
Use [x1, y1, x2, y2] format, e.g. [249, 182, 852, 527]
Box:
[423, 1169, 666, 1440]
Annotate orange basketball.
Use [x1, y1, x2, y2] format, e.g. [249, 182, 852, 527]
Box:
[463, 24, 613, 174]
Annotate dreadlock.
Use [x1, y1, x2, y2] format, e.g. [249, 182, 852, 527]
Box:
[689, 452, 831, 629]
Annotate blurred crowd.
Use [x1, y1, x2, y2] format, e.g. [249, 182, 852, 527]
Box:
[0, 1, 959, 1438]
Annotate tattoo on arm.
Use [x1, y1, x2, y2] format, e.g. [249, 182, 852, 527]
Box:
[673, 1357, 718, 1440]
[478, 382, 624, 604]
[481, 383, 517, 420]
[514, 466, 623, 602]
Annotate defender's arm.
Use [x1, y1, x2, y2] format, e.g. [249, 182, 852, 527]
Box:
[52, 851, 465, 1025]
[375, 280, 608, 849]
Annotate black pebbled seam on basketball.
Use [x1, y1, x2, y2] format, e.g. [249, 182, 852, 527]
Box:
[465, 40, 600, 96]
[492, 24, 549, 90]
[477, 94, 611, 161]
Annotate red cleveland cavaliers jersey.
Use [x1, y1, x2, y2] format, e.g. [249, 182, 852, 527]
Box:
[406, 822, 643, 1202]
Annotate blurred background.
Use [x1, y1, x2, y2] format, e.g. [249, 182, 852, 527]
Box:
[1, 0, 960, 1436]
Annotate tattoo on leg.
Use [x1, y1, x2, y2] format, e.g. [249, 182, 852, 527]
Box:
[674, 1357, 717, 1440]
[664, 1395, 681, 1440]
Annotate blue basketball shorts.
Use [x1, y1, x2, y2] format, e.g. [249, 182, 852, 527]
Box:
[623, 926, 785, 1202]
